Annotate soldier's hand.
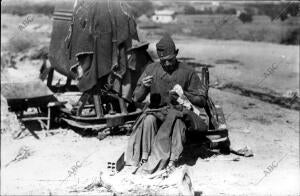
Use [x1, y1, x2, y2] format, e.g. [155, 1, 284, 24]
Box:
[169, 91, 179, 104]
[142, 75, 153, 87]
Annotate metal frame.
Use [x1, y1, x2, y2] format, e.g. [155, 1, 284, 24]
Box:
[17, 101, 66, 131]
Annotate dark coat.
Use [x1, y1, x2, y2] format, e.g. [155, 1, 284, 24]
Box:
[126, 61, 209, 173]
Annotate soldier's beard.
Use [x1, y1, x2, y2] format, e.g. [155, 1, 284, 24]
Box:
[161, 60, 178, 73]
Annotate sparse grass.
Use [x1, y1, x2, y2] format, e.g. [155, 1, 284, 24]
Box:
[140, 14, 300, 45]
[1, 3, 54, 16]
[280, 27, 300, 45]
[7, 33, 36, 53]
[5, 145, 34, 168]
[2, 2, 299, 45]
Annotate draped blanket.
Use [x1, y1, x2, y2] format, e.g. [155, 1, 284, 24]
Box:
[49, 0, 138, 92]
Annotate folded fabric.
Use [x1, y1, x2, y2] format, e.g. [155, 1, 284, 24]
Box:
[170, 84, 201, 115]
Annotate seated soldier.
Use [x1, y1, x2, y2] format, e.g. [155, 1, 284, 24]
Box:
[126, 34, 208, 174]
[71, 40, 153, 116]
[122, 40, 153, 102]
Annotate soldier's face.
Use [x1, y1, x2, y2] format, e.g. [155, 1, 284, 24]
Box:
[127, 52, 136, 67]
[160, 56, 177, 72]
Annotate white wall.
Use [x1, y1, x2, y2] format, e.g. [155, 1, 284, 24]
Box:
[151, 15, 175, 23]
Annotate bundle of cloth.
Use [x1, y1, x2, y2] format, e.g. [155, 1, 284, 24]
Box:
[170, 84, 201, 116]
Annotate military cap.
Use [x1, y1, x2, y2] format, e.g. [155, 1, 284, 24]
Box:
[156, 34, 178, 60]
[127, 40, 149, 52]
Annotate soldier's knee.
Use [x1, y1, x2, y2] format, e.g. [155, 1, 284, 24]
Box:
[144, 114, 156, 125]
[175, 119, 186, 129]
[174, 119, 186, 143]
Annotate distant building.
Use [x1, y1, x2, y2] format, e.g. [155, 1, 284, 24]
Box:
[151, 10, 177, 23]
[137, 14, 151, 23]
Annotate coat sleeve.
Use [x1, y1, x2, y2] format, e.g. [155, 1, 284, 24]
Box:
[132, 63, 154, 102]
[184, 72, 207, 107]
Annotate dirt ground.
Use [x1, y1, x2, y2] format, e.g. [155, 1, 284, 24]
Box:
[1, 14, 299, 195]
[1, 87, 299, 195]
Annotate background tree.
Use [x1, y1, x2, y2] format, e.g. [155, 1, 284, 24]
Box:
[254, 3, 299, 22]
[127, 0, 154, 18]
[184, 5, 197, 15]
[238, 11, 253, 23]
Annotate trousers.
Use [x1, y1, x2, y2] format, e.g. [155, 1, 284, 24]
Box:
[126, 107, 189, 173]
[140, 114, 186, 162]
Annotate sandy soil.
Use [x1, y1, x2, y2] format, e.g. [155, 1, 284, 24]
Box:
[1, 86, 299, 195]
[1, 14, 299, 195]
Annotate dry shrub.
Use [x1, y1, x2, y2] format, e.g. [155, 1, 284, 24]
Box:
[155, 15, 299, 45]
[1, 53, 8, 72]
[1, 94, 22, 137]
[4, 145, 34, 168]
[280, 27, 300, 45]
[7, 33, 36, 53]
[238, 12, 253, 23]
[1, 52, 17, 72]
